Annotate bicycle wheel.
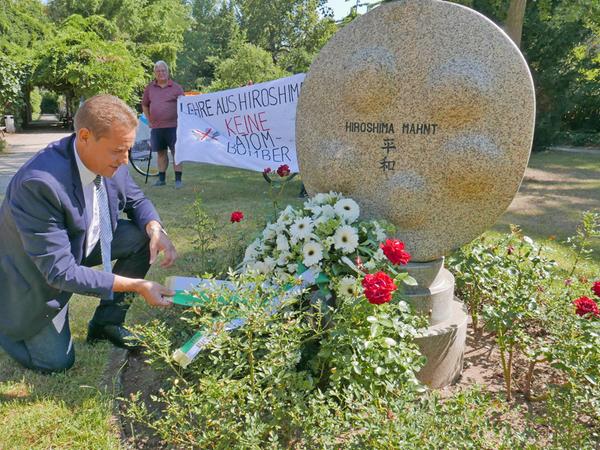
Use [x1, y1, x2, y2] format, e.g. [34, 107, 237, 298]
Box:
[129, 141, 159, 179]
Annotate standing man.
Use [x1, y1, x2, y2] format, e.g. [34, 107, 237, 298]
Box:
[0, 95, 177, 373]
[142, 60, 185, 188]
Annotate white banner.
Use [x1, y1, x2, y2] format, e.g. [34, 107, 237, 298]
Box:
[175, 74, 305, 172]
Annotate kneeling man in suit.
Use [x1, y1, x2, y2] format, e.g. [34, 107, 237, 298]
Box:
[0, 94, 177, 373]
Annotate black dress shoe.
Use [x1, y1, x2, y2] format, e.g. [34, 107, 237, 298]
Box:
[86, 321, 142, 351]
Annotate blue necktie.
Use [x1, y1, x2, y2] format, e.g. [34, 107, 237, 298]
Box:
[93, 175, 112, 273]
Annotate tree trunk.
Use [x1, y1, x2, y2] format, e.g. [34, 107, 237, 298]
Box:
[21, 86, 32, 129]
[505, 0, 527, 48]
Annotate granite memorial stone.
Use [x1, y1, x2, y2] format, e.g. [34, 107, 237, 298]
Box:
[296, 0, 535, 387]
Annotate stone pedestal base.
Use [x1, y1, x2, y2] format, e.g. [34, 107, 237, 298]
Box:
[403, 258, 468, 388]
[414, 298, 468, 388]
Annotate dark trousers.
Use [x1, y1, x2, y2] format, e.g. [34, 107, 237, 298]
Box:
[0, 219, 150, 373]
[150, 127, 177, 153]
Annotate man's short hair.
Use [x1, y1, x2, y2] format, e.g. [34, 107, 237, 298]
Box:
[74, 94, 138, 139]
[154, 60, 169, 75]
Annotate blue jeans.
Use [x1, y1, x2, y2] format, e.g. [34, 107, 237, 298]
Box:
[0, 308, 75, 373]
[0, 219, 151, 373]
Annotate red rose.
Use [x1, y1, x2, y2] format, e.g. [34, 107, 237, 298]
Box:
[593, 281, 600, 298]
[230, 211, 244, 223]
[573, 296, 600, 318]
[380, 239, 411, 265]
[362, 272, 397, 305]
[263, 167, 272, 175]
[277, 164, 290, 177]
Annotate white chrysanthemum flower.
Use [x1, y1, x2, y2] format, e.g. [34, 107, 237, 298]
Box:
[258, 241, 272, 254]
[313, 193, 332, 205]
[314, 214, 328, 226]
[243, 238, 261, 262]
[320, 205, 336, 219]
[261, 257, 277, 274]
[333, 225, 359, 253]
[329, 191, 343, 202]
[306, 204, 322, 216]
[273, 221, 287, 233]
[373, 222, 387, 242]
[249, 259, 272, 274]
[334, 198, 360, 223]
[277, 205, 296, 225]
[302, 241, 323, 267]
[276, 251, 290, 266]
[290, 217, 314, 240]
[306, 232, 321, 242]
[323, 236, 335, 248]
[262, 223, 277, 240]
[276, 234, 290, 252]
[338, 276, 358, 298]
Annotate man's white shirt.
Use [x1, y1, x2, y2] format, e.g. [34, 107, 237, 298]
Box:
[73, 141, 100, 257]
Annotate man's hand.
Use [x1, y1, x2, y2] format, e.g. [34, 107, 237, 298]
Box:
[113, 276, 174, 308]
[146, 221, 177, 267]
[136, 279, 174, 307]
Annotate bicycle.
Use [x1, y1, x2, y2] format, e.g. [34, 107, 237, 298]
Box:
[129, 139, 159, 183]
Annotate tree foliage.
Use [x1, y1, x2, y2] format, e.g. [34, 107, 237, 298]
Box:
[178, 0, 242, 89]
[0, 0, 596, 144]
[236, 0, 336, 65]
[450, 0, 599, 146]
[207, 42, 290, 91]
[521, 0, 600, 145]
[33, 15, 146, 106]
[0, 55, 26, 116]
[177, 0, 337, 88]
[0, 0, 49, 53]
[0, 0, 50, 121]
[47, 0, 190, 70]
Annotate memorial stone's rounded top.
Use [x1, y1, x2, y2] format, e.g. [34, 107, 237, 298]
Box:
[296, 0, 535, 261]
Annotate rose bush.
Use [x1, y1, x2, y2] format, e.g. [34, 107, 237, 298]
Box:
[125, 194, 428, 446]
[230, 210, 244, 223]
[450, 211, 600, 413]
[573, 296, 600, 317]
[276, 164, 290, 177]
[362, 271, 397, 305]
[381, 238, 411, 265]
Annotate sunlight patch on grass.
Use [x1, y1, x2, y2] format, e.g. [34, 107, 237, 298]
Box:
[0, 294, 121, 449]
[0, 397, 121, 449]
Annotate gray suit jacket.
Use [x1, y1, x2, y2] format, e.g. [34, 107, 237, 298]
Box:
[0, 134, 160, 340]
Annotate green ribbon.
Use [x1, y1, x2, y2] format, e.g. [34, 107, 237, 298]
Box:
[171, 290, 211, 306]
[296, 263, 331, 296]
[172, 267, 331, 307]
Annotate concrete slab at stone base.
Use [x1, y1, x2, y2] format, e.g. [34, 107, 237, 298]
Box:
[415, 298, 468, 388]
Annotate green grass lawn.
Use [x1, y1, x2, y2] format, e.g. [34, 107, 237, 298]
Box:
[0, 164, 306, 450]
[0, 150, 598, 449]
[495, 149, 600, 274]
[0, 295, 122, 449]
